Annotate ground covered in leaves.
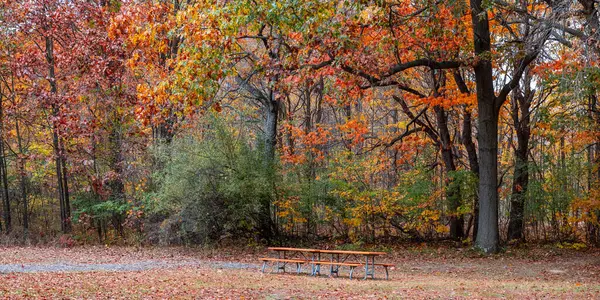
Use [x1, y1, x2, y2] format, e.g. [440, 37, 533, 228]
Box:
[0, 245, 598, 299]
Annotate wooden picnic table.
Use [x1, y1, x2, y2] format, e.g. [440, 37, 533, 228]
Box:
[264, 247, 391, 279]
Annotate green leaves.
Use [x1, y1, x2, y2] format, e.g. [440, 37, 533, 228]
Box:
[72, 195, 130, 223]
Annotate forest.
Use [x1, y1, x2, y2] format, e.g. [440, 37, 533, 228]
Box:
[0, 0, 599, 256]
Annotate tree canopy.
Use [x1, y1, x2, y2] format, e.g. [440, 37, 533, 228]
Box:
[0, 0, 599, 253]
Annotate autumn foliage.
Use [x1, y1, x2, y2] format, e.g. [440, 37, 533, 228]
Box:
[0, 0, 599, 252]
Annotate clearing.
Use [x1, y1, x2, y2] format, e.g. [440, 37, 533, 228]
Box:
[0, 245, 599, 299]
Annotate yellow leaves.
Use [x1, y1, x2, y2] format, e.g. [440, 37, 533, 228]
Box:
[359, 5, 381, 23]
[274, 196, 307, 231]
[435, 224, 449, 234]
[556, 242, 587, 250]
[420, 209, 440, 222]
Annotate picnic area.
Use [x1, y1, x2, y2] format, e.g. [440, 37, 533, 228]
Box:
[1, 245, 599, 298]
[260, 247, 393, 279]
[3, 0, 600, 298]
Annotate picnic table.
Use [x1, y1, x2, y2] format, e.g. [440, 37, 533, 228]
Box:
[259, 247, 393, 280]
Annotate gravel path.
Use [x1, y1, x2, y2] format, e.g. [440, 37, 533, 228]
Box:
[0, 260, 258, 273]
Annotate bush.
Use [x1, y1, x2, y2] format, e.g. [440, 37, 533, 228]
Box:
[143, 117, 275, 245]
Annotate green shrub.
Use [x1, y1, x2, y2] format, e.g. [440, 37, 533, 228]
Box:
[143, 117, 275, 245]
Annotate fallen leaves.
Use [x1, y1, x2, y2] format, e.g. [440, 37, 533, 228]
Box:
[0, 246, 599, 299]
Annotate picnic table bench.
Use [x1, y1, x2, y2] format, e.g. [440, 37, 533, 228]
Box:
[259, 247, 394, 280]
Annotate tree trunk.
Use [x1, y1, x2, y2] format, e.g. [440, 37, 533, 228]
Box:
[15, 118, 28, 233]
[61, 140, 71, 231]
[430, 70, 464, 239]
[264, 94, 279, 164]
[507, 78, 532, 242]
[0, 91, 10, 233]
[453, 71, 480, 241]
[260, 91, 278, 239]
[434, 105, 464, 239]
[46, 36, 71, 233]
[52, 116, 68, 233]
[476, 99, 500, 253]
[464, 108, 480, 241]
[471, 0, 500, 253]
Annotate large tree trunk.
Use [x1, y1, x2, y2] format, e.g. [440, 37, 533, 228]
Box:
[259, 91, 278, 239]
[264, 94, 279, 164]
[471, 0, 500, 253]
[476, 99, 500, 253]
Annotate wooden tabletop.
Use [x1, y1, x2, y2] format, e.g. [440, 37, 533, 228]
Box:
[317, 249, 387, 255]
[268, 247, 387, 256]
[268, 247, 320, 253]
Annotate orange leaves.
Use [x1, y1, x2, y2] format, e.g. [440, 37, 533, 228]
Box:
[280, 124, 330, 165]
[287, 31, 303, 43]
[414, 93, 476, 109]
[338, 117, 369, 145]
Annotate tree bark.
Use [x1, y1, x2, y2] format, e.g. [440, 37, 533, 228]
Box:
[507, 73, 532, 242]
[453, 71, 480, 241]
[46, 36, 71, 233]
[15, 118, 27, 233]
[470, 0, 500, 253]
[61, 140, 71, 229]
[264, 92, 279, 165]
[434, 105, 464, 239]
[0, 91, 10, 233]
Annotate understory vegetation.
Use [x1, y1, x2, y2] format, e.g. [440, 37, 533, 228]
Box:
[0, 0, 600, 254]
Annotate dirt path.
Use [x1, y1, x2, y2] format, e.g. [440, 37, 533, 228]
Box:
[0, 260, 257, 273]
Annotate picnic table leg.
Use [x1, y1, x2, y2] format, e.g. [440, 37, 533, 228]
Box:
[261, 261, 267, 273]
[316, 253, 321, 275]
[371, 257, 374, 279]
[329, 254, 334, 277]
[349, 266, 355, 279]
[333, 254, 340, 277]
[370, 256, 375, 279]
[364, 256, 368, 279]
[364, 256, 375, 279]
[282, 251, 286, 273]
[277, 251, 281, 273]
